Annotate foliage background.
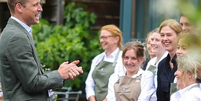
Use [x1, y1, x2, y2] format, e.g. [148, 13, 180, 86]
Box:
[31, 0, 201, 96]
[32, 2, 103, 92]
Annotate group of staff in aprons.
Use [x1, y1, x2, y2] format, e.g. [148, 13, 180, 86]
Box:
[85, 16, 201, 101]
[85, 24, 155, 101]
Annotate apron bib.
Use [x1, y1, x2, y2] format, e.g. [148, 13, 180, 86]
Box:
[147, 65, 156, 75]
[92, 50, 120, 101]
[114, 76, 141, 101]
[147, 65, 157, 101]
[170, 83, 178, 95]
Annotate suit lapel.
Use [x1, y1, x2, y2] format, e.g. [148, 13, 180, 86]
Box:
[9, 18, 44, 74]
[26, 28, 44, 74]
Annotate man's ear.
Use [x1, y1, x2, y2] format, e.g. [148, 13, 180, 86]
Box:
[15, 3, 23, 13]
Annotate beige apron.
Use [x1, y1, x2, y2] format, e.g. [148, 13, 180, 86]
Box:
[114, 76, 141, 101]
[92, 50, 120, 101]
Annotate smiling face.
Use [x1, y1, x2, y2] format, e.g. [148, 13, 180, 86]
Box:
[176, 39, 189, 58]
[123, 49, 143, 75]
[175, 55, 200, 89]
[174, 68, 191, 89]
[122, 41, 145, 77]
[18, 0, 43, 26]
[99, 30, 118, 52]
[160, 26, 179, 53]
[176, 33, 201, 58]
[150, 32, 165, 55]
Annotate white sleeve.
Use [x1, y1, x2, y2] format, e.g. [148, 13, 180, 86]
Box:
[85, 55, 101, 100]
[138, 71, 155, 101]
[106, 73, 119, 101]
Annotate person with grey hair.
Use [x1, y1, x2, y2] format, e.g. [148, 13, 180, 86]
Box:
[170, 54, 201, 101]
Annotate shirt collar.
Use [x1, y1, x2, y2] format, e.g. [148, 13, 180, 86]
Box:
[178, 83, 198, 96]
[131, 68, 144, 78]
[104, 47, 120, 58]
[11, 16, 32, 36]
[119, 68, 144, 78]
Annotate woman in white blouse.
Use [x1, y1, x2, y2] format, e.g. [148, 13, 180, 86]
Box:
[145, 28, 168, 101]
[85, 25, 124, 101]
[170, 54, 201, 101]
[106, 41, 155, 101]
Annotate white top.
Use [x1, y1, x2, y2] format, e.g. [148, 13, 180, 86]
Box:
[145, 51, 168, 101]
[170, 83, 201, 101]
[146, 51, 168, 88]
[106, 68, 155, 101]
[85, 48, 124, 99]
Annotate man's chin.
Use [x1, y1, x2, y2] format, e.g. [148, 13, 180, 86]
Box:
[33, 21, 40, 25]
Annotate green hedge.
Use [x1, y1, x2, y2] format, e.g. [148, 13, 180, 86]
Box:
[32, 2, 103, 91]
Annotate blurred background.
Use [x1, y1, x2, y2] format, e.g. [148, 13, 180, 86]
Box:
[1, 0, 201, 42]
[0, 0, 201, 100]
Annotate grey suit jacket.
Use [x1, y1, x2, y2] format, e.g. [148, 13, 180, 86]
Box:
[0, 18, 63, 101]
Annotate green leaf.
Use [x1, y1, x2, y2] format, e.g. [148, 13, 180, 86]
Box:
[32, 2, 102, 92]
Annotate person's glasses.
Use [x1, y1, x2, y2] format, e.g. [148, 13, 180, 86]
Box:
[99, 35, 114, 40]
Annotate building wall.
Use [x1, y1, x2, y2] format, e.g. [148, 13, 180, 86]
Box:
[66, 0, 120, 30]
[0, 0, 120, 33]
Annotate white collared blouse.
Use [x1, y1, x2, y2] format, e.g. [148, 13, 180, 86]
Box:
[170, 83, 201, 101]
[85, 48, 124, 100]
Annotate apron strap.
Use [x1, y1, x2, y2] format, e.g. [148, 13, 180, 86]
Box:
[112, 48, 120, 66]
[99, 48, 121, 67]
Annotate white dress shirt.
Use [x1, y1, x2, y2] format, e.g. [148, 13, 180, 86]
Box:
[171, 83, 201, 101]
[85, 48, 124, 99]
[145, 51, 168, 101]
[106, 68, 155, 101]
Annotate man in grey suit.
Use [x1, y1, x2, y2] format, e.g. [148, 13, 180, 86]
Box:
[0, 0, 83, 100]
